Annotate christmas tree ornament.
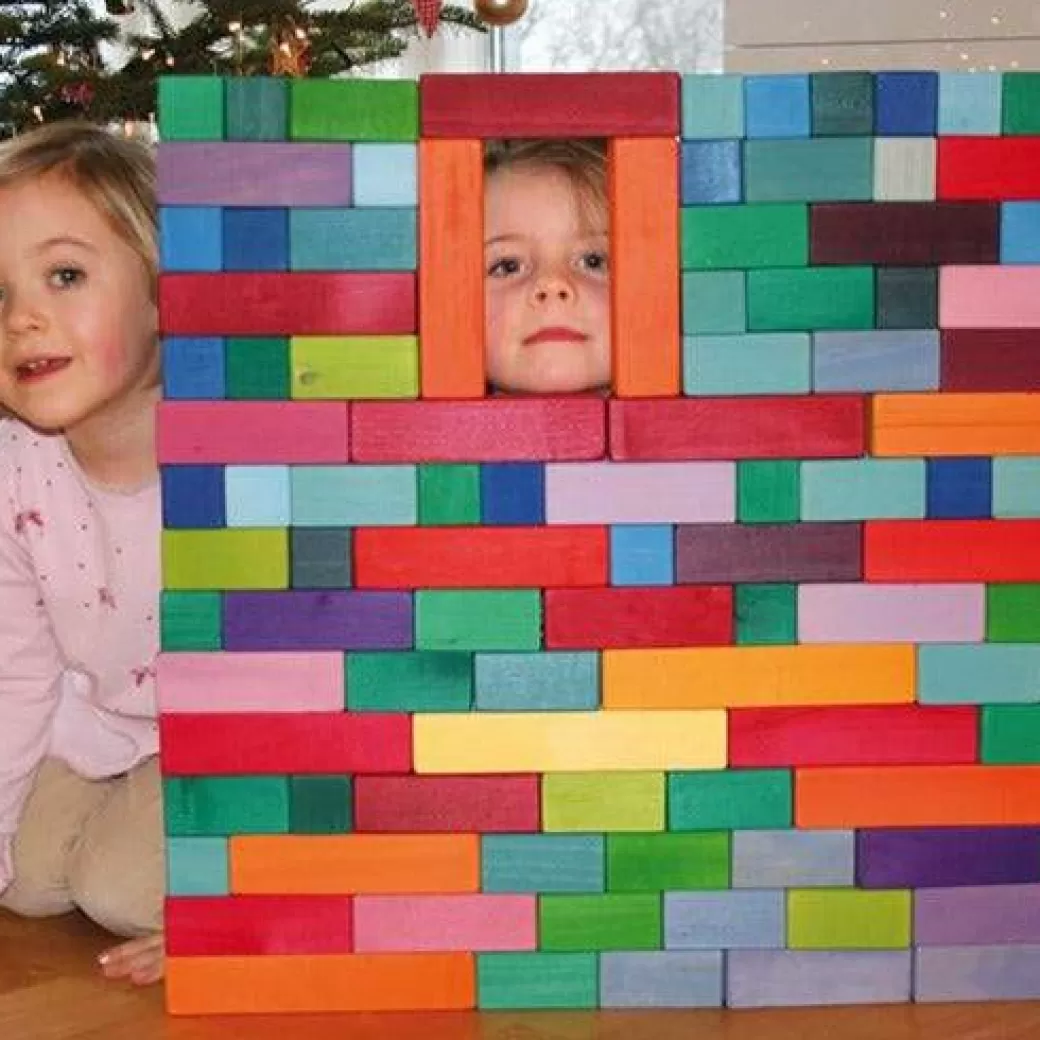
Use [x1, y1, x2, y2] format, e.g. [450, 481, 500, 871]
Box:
[475, 0, 528, 27]
[270, 19, 312, 77]
[412, 0, 444, 37]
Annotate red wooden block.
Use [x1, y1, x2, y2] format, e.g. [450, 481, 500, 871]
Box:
[159, 273, 416, 336]
[354, 527, 608, 588]
[865, 519, 1040, 581]
[420, 72, 679, 138]
[938, 137, 1040, 200]
[941, 330, 1040, 392]
[165, 896, 353, 956]
[354, 776, 540, 833]
[159, 713, 411, 776]
[729, 705, 979, 768]
[609, 397, 866, 461]
[351, 398, 606, 462]
[544, 586, 733, 649]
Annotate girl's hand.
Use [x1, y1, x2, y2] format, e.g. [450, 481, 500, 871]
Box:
[98, 932, 164, 985]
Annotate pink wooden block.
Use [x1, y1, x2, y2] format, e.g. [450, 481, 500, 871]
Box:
[353, 895, 537, 953]
[157, 652, 345, 713]
[798, 584, 985, 643]
[545, 462, 735, 524]
[940, 266, 1040, 329]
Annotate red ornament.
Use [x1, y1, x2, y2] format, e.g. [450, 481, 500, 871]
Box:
[412, 0, 443, 36]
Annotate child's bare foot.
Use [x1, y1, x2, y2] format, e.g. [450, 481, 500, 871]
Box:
[98, 932, 164, 985]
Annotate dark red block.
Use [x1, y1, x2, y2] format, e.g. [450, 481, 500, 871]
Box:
[938, 137, 1040, 200]
[941, 329, 1040, 391]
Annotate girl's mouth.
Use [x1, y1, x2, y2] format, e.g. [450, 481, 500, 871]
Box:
[16, 357, 71, 383]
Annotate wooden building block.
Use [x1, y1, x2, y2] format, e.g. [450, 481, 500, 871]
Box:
[162, 337, 225, 400]
[477, 953, 597, 1010]
[290, 465, 416, 527]
[938, 72, 1002, 135]
[744, 75, 811, 138]
[787, 889, 911, 950]
[543, 772, 664, 833]
[163, 776, 288, 838]
[162, 529, 288, 591]
[940, 266, 1040, 330]
[167, 837, 229, 896]
[1002, 71, 1040, 134]
[877, 267, 938, 329]
[160, 206, 222, 271]
[474, 651, 598, 712]
[993, 457, 1040, 516]
[737, 461, 800, 524]
[918, 643, 1040, 705]
[873, 137, 936, 201]
[732, 830, 854, 888]
[221, 208, 288, 271]
[681, 140, 742, 205]
[161, 465, 225, 529]
[983, 706, 1040, 764]
[801, 459, 924, 521]
[875, 72, 938, 135]
[682, 270, 746, 334]
[607, 833, 730, 891]
[811, 72, 874, 136]
[668, 769, 792, 830]
[352, 143, 417, 207]
[610, 524, 674, 587]
[161, 592, 222, 652]
[684, 333, 811, 396]
[916, 884, 1040, 945]
[225, 337, 290, 399]
[418, 464, 481, 525]
[288, 776, 352, 834]
[290, 79, 418, 141]
[540, 894, 661, 951]
[289, 527, 352, 589]
[735, 584, 798, 645]
[682, 204, 808, 269]
[289, 208, 416, 271]
[747, 267, 875, 332]
[682, 74, 744, 139]
[665, 891, 785, 950]
[938, 137, 1040, 200]
[1001, 201, 1040, 263]
[744, 139, 873, 203]
[601, 951, 723, 1009]
[915, 946, 1040, 1003]
[480, 463, 544, 525]
[224, 466, 290, 527]
[481, 835, 605, 893]
[347, 651, 472, 713]
[225, 77, 287, 141]
[415, 590, 541, 651]
[987, 583, 1040, 641]
[158, 76, 224, 140]
[813, 331, 939, 392]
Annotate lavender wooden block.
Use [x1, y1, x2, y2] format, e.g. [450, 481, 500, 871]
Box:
[158, 143, 352, 206]
[224, 591, 411, 650]
[916, 884, 1040, 945]
[915, 945, 1040, 1002]
[733, 830, 854, 888]
[665, 890, 785, 949]
[600, 951, 723, 1008]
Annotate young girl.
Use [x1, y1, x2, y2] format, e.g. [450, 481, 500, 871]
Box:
[0, 122, 164, 984]
[483, 138, 612, 394]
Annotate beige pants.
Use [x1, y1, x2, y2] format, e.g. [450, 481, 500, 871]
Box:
[0, 756, 164, 938]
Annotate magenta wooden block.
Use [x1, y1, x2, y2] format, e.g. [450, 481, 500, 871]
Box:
[916, 945, 1040, 1001]
[941, 266, 1040, 328]
[916, 884, 1040, 945]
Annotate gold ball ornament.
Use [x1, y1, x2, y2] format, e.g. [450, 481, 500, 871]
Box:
[475, 0, 529, 28]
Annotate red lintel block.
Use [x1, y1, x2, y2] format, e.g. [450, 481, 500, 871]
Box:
[938, 137, 1040, 201]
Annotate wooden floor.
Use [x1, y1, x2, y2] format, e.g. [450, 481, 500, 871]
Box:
[3, 911, 1040, 1040]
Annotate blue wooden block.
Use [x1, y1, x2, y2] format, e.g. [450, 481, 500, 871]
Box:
[222, 208, 289, 271]
[162, 337, 226, 399]
[916, 945, 1040, 1002]
[352, 143, 417, 206]
[919, 644, 1040, 705]
[993, 457, 1040, 517]
[475, 651, 599, 711]
[683, 271, 747, 334]
[802, 459, 925, 521]
[161, 465, 225, 528]
[224, 465, 291, 527]
[813, 331, 939, 392]
[160, 206, 222, 271]
[290, 208, 416, 270]
[875, 72, 938, 136]
[290, 465, 416, 526]
[480, 463, 545, 525]
[610, 525, 675, 586]
[665, 890, 785, 950]
[733, 830, 855, 888]
[682, 75, 745, 139]
[601, 951, 723, 1008]
[166, 836, 229, 895]
[681, 140, 742, 204]
[938, 72, 1003, 135]
[926, 458, 992, 519]
[1001, 203, 1040, 263]
[685, 333, 811, 395]
[482, 834, 605, 892]
[745, 75, 811, 138]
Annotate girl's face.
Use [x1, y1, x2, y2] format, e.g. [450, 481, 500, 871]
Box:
[484, 164, 611, 394]
[0, 172, 157, 435]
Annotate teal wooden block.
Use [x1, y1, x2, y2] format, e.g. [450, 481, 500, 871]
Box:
[225, 465, 291, 527]
[681, 204, 808, 269]
[938, 73, 1003, 135]
[993, 457, 1040, 517]
[289, 208, 416, 271]
[744, 138, 874, 202]
[164, 777, 289, 836]
[684, 333, 811, 395]
[747, 268, 874, 332]
[474, 652, 599, 710]
[290, 465, 416, 526]
[478, 953, 598, 1010]
[352, 144, 418, 206]
[166, 836, 229, 896]
[801, 459, 925, 521]
[482, 835, 605, 893]
[919, 644, 1040, 705]
[682, 74, 745, 139]
[416, 590, 542, 652]
[225, 77, 288, 140]
[289, 775, 352, 834]
[159, 76, 224, 140]
[683, 271, 746, 334]
[669, 769, 793, 830]
[811, 72, 874, 136]
[346, 651, 473, 711]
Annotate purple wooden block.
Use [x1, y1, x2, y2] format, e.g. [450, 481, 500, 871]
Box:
[916, 945, 1040, 1002]
[159, 143, 352, 206]
[916, 885, 1040, 945]
[857, 828, 1040, 888]
[224, 591, 412, 650]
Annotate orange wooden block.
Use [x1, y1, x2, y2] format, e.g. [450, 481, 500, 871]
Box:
[610, 138, 681, 398]
[229, 834, 479, 894]
[167, 952, 474, 1014]
[797, 765, 1040, 828]
[420, 139, 484, 399]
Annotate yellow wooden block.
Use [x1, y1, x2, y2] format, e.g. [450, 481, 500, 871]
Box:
[163, 529, 288, 590]
[873, 392, 1040, 457]
[543, 772, 665, 832]
[412, 711, 726, 773]
[602, 644, 914, 709]
[291, 336, 419, 399]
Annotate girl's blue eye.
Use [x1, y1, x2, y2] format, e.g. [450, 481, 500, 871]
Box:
[49, 267, 84, 289]
[488, 257, 522, 278]
[579, 251, 609, 274]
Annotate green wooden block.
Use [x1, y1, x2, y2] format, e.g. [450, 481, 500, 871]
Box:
[346, 651, 473, 711]
[747, 267, 874, 332]
[735, 584, 798, 646]
[876, 267, 938, 330]
[811, 72, 874, 136]
[162, 529, 288, 590]
[802, 459, 925, 521]
[683, 271, 747, 334]
[159, 76, 225, 140]
[164, 776, 289, 836]
[292, 336, 418, 399]
[482, 835, 605, 893]
[682, 205, 808, 270]
[478, 953, 598, 1010]
[226, 77, 288, 140]
[738, 460, 800, 523]
[290, 527, 351, 589]
[787, 889, 911, 949]
[416, 590, 541, 651]
[290, 79, 418, 141]
[290, 209, 416, 271]
[993, 458, 1040, 517]
[607, 833, 730, 891]
[226, 338, 290, 399]
[987, 584, 1040, 642]
[744, 138, 873, 203]
[981, 706, 1040, 763]
[1002, 72, 1040, 134]
[543, 772, 664, 832]
[684, 333, 811, 396]
[669, 769, 792, 830]
[682, 74, 745, 139]
[540, 894, 662, 952]
[418, 464, 481, 525]
[289, 775, 352, 834]
[161, 591, 222, 650]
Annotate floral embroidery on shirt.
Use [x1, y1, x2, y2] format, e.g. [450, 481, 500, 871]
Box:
[131, 663, 156, 688]
[13, 509, 44, 535]
[98, 586, 117, 609]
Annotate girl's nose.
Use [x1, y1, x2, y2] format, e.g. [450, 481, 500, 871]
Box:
[3, 291, 44, 335]
[533, 272, 574, 303]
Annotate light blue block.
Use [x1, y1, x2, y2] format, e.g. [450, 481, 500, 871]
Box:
[801, 459, 925, 521]
[681, 140, 742, 204]
[166, 836, 229, 895]
[733, 830, 855, 888]
[666, 890, 785, 949]
[919, 644, 1040, 705]
[290, 208, 416, 270]
[813, 331, 939, 392]
[162, 337, 226, 399]
[352, 143, 417, 206]
[745, 75, 811, 138]
[475, 651, 599, 710]
[916, 945, 1040, 1002]
[744, 139, 874, 202]
[291, 465, 417, 526]
[682, 75, 745, 139]
[685, 333, 810, 395]
[610, 525, 675, 586]
[1001, 203, 1040, 263]
[601, 951, 724, 1008]
[224, 465, 291, 527]
[160, 206, 222, 271]
[683, 271, 747, 334]
[481, 834, 605, 892]
[993, 457, 1040, 517]
[938, 72, 1003, 135]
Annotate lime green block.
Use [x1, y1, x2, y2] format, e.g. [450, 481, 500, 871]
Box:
[747, 267, 874, 332]
[987, 584, 1040, 642]
[1002, 72, 1040, 134]
[735, 584, 798, 646]
[161, 591, 222, 651]
[682, 205, 808, 270]
[669, 769, 792, 829]
[607, 833, 730, 891]
[478, 953, 597, 1010]
[416, 590, 541, 651]
[164, 777, 288, 836]
[226, 77, 287, 140]
[346, 651, 473, 711]
[683, 271, 747, 334]
[981, 706, 1040, 763]
[291, 79, 418, 141]
[540, 894, 662, 951]
[418, 465, 481, 526]
[291, 336, 418, 399]
[543, 772, 665, 832]
[163, 529, 288, 590]
[159, 76, 224, 140]
[738, 460, 800, 523]
[788, 889, 912, 949]
[744, 138, 874, 202]
[289, 776, 352, 834]
[226, 338, 290, 399]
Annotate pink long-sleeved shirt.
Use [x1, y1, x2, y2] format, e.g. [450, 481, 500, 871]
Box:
[0, 419, 160, 895]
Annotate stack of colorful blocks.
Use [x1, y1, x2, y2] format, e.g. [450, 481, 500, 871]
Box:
[156, 70, 1040, 1014]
